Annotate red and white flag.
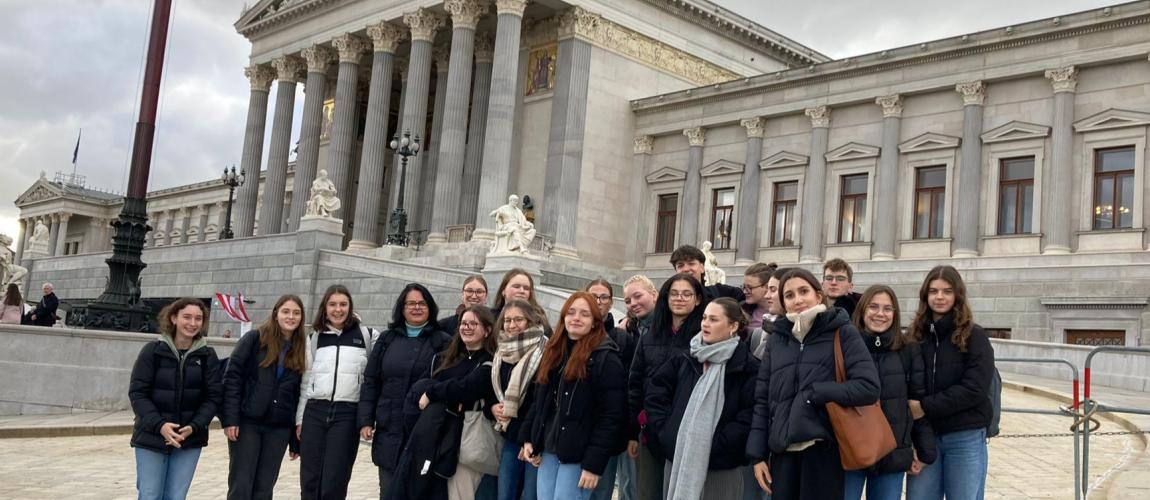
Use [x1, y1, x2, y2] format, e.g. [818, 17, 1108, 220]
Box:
[215, 292, 250, 323]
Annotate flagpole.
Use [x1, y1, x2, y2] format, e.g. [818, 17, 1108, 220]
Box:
[72, 128, 82, 178]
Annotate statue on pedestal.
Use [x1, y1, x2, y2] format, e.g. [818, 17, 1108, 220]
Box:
[0, 246, 27, 290]
[489, 194, 537, 255]
[26, 220, 50, 257]
[305, 169, 341, 218]
[701, 240, 726, 286]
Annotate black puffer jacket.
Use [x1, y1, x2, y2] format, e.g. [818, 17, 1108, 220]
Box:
[522, 336, 627, 475]
[833, 292, 862, 318]
[129, 337, 223, 452]
[627, 319, 698, 450]
[358, 325, 452, 471]
[919, 313, 995, 435]
[603, 312, 638, 373]
[745, 307, 880, 461]
[645, 339, 759, 470]
[859, 329, 938, 473]
[487, 358, 539, 445]
[423, 349, 496, 416]
[704, 284, 745, 303]
[221, 330, 303, 428]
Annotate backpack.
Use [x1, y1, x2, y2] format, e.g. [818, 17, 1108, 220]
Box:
[987, 367, 1002, 438]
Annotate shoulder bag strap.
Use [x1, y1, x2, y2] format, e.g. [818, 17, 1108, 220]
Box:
[833, 328, 846, 384]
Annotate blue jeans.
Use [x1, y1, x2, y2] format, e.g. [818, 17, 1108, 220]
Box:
[498, 440, 538, 500]
[135, 446, 202, 500]
[537, 452, 591, 500]
[906, 428, 988, 500]
[843, 470, 904, 500]
[588, 453, 619, 500]
[614, 453, 637, 500]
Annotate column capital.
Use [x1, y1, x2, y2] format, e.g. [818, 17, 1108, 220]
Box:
[57, 212, 72, 222]
[805, 105, 831, 128]
[446, 0, 489, 31]
[434, 45, 452, 70]
[740, 117, 765, 138]
[875, 94, 903, 118]
[301, 45, 335, 73]
[366, 21, 407, 53]
[634, 135, 654, 155]
[404, 8, 447, 42]
[558, 6, 601, 40]
[244, 64, 275, 91]
[272, 55, 305, 83]
[1045, 66, 1078, 94]
[474, 32, 495, 63]
[215, 201, 227, 210]
[495, 0, 529, 16]
[955, 81, 986, 106]
[177, 207, 189, 217]
[332, 33, 368, 64]
[683, 127, 706, 147]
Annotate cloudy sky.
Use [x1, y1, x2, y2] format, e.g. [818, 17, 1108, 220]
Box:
[0, 0, 1117, 241]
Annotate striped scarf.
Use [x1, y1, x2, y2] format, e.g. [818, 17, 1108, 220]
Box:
[491, 325, 547, 431]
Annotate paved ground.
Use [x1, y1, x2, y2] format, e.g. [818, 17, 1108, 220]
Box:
[0, 376, 1145, 499]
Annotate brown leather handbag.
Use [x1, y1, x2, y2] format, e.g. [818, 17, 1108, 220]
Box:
[826, 329, 897, 470]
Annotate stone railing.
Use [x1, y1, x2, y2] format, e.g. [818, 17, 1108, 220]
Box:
[446, 224, 474, 243]
[991, 338, 1150, 392]
[529, 233, 555, 257]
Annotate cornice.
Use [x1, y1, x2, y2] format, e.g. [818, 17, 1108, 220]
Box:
[236, 0, 344, 38]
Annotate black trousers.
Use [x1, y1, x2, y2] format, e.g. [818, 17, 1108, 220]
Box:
[300, 400, 360, 500]
[768, 441, 844, 500]
[227, 422, 292, 500]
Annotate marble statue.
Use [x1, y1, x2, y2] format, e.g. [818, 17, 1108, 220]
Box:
[305, 169, 341, 218]
[26, 220, 50, 256]
[701, 240, 726, 286]
[0, 252, 27, 290]
[489, 194, 537, 255]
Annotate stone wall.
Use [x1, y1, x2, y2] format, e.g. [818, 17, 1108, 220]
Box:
[991, 338, 1150, 393]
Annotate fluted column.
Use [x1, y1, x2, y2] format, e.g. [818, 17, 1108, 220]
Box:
[287, 45, 334, 231]
[325, 34, 368, 224]
[428, 0, 488, 243]
[873, 95, 903, 260]
[234, 64, 275, 238]
[214, 202, 227, 240]
[473, 0, 529, 240]
[197, 205, 210, 242]
[1045, 66, 1077, 254]
[799, 106, 831, 263]
[458, 33, 494, 227]
[349, 22, 405, 250]
[737, 117, 764, 264]
[258, 56, 304, 235]
[680, 127, 706, 246]
[176, 208, 189, 245]
[418, 47, 452, 232]
[162, 211, 174, 246]
[47, 214, 61, 256]
[626, 136, 654, 268]
[53, 213, 70, 256]
[954, 81, 986, 257]
[14, 218, 26, 265]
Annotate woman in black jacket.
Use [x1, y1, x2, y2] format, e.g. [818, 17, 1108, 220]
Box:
[360, 283, 452, 499]
[129, 297, 222, 500]
[584, 279, 635, 500]
[646, 297, 759, 500]
[521, 291, 627, 500]
[222, 294, 309, 500]
[746, 268, 880, 500]
[904, 266, 994, 500]
[490, 300, 549, 500]
[844, 286, 937, 500]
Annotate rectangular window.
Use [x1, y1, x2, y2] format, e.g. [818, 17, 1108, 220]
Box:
[998, 157, 1035, 235]
[914, 166, 947, 239]
[985, 328, 1012, 340]
[1093, 147, 1135, 230]
[654, 194, 678, 253]
[710, 188, 735, 250]
[838, 174, 868, 243]
[1066, 329, 1125, 346]
[771, 181, 798, 246]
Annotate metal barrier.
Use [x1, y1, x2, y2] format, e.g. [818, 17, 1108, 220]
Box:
[1079, 346, 1150, 500]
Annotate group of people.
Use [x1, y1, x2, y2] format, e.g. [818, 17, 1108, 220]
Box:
[0, 282, 58, 326]
[127, 245, 995, 500]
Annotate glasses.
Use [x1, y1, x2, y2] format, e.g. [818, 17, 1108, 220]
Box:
[503, 316, 527, 325]
[591, 294, 612, 303]
[668, 291, 696, 300]
[823, 275, 850, 283]
[462, 288, 486, 296]
[404, 301, 428, 309]
[460, 320, 483, 329]
[866, 304, 896, 314]
[742, 283, 766, 293]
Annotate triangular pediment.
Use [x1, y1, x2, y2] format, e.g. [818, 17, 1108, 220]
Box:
[646, 166, 687, 184]
[899, 132, 961, 153]
[760, 151, 809, 170]
[700, 159, 745, 177]
[14, 180, 63, 206]
[1073, 108, 1150, 133]
[826, 142, 880, 162]
[235, 0, 328, 36]
[980, 121, 1051, 144]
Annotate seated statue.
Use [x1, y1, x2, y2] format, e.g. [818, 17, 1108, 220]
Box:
[701, 240, 726, 286]
[26, 220, 50, 256]
[305, 169, 341, 218]
[489, 194, 537, 255]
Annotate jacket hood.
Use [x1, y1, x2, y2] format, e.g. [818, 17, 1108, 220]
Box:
[158, 334, 209, 356]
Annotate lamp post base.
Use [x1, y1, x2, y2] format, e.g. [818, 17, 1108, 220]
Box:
[386, 208, 409, 246]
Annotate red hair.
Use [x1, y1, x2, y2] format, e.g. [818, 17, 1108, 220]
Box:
[536, 292, 606, 383]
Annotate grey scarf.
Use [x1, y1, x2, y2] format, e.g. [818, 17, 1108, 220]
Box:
[491, 325, 546, 431]
[667, 333, 740, 500]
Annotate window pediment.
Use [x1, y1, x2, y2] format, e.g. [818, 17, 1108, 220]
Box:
[899, 133, 961, 153]
[760, 151, 809, 170]
[700, 159, 744, 177]
[826, 142, 880, 162]
[646, 166, 687, 184]
[1073, 109, 1150, 133]
[981, 121, 1051, 144]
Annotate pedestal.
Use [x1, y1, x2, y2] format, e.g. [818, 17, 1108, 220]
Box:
[482, 253, 544, 292]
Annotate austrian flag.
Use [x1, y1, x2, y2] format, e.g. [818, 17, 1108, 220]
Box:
[215, 293, 250, 323]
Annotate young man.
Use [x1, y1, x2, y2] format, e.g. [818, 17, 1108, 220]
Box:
[823, 258, 862, 317]
[740, 262, 777, 331]
[669, 245, 745, 303]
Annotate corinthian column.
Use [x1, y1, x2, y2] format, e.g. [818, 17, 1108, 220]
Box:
[325, 33, 369, 224]
[472, 0, 529, 240]
[349, 22, 405, 250]
[428, 0, 489, 243]
[626, 136, 654, 268]
[458, 33, 494, 227]
[954, 81, 986, 257]
[418, 46, 452, 233]
[287, 45, 334, 231]
[799, 106, 831, 263]
[1045, 66, 1077, 254]
[259, 55, 304, 235]
[873, 95, 903, 260]
[735, 117, 765, 264]
[680, 126, 706, 246]
[234, 64, 275, 237]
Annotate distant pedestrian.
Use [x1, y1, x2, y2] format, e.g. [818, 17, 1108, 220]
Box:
[24, 282, 57, 326]
[223, 329, 233, 339]
[1, 283, 24, 324]
[129, 297, 223, 500]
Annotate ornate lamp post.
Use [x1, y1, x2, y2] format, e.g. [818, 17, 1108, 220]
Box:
[219, 165, 245, 240]
[387, 129, 420, 246]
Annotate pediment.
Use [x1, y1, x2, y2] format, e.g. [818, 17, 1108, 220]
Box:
[700, 159, 745, 178]
[760, 151, 809, 170]
[825, 142, 880, 162]
[899, 132, 961, 153]
[1073, 108, 1150, 133]
[14, 180, 63, 206]
[235, 0, 329, 36]
[980, 121, 1050, 144]
[646, 166, 687, 184]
